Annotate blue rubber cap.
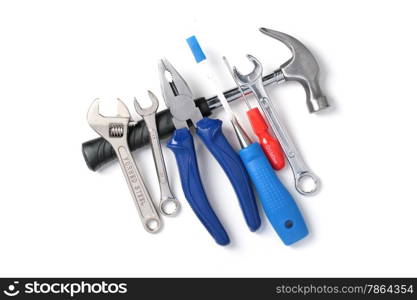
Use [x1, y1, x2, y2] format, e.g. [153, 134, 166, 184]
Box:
[186, 35, 206, 63]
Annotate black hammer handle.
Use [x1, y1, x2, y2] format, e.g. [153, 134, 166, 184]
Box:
[82, 98, 211, 171]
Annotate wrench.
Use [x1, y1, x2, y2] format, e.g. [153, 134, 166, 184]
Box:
[134, 91, 180, 216]
[233, 55, 320, 196]
[87, 98, 162, 232]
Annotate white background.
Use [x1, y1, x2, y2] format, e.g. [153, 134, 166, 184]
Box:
[0, 0, 416, 277]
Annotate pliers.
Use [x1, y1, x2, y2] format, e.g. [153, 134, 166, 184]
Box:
[158, 58, 261, 245]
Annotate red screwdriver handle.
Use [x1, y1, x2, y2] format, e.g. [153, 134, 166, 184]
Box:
[246, 107, 285, 170]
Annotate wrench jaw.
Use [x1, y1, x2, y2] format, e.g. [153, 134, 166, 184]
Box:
[86, 99, 109, 139]
[245, 55, 263, 82]
[87, 98, 132, 140]
[133, 90, 160, 117]
[232, 55, 263, 86]
[86, 98, 102, 126]
[116, 98, 131, 119]
[146, 90, 160, 112]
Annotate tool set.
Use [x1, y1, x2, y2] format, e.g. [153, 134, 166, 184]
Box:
[186, 36, 308, 245]
[83, 27, 329, 246]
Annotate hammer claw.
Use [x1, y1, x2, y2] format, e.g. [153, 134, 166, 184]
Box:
[260, 27, 329, 113]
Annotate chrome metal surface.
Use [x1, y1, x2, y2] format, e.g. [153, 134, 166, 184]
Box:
[260, 27, 329, 113]
[87, 98, 162, 232]
[158, 58, 203, 129]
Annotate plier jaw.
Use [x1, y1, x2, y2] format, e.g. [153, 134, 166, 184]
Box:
[158, 58, 203, 129]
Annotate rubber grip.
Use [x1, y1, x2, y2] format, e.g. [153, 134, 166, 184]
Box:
[196, 118, 261, 232]
[167, 128, 230, 246]
[239, 143, 308, 245]
[81, 98, 211, 171]
[247, 108, 285, 170]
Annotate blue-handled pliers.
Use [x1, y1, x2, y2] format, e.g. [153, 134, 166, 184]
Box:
[158, 58, 261, 245]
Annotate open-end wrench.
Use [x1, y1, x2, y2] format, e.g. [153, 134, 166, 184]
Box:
[233, 55, 320, 196]
[87, 98, 162, 232]
[134, 91, 180, 216]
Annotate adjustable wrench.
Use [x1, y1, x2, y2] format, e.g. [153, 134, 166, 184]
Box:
[233, 55, 320, 196]
[87, 98, 162, 233]
[134, 91, 180, 216]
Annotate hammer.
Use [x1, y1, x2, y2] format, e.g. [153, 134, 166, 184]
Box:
[81, 27, 329, 171]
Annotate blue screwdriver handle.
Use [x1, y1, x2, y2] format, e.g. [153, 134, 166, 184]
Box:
[167, 128, 230, 246]
[239, 142, 309, 245]
[196, 118, 261, 232]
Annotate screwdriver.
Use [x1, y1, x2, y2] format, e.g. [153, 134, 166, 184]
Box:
[223, 56, 285, 170]
[186, 35, 309, 245]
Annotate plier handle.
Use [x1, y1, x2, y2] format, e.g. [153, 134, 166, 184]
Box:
[159, 58, 261, 245]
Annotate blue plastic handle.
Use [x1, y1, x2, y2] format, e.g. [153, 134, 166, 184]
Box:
[167, 128, 230, 246]
[196, 117, 261, 232]
[239, 143, 308, 245]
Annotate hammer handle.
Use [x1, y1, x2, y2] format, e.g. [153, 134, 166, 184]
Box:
[82, 98, 211, 171]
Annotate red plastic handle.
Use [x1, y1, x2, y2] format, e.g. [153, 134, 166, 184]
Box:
[246, 108, 285, 170]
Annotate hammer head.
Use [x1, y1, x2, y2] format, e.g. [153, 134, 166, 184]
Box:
[260, 27, 329, 113]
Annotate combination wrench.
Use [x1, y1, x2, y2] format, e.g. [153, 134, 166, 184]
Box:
[233, 55, 320, 196]
[87, 98, 162, 232]
[134, 91, 180, 216]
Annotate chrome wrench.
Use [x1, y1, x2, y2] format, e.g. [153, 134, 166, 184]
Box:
[134, 91, 180, 216]
[87, 98, 162, 232]
[233, 55, 320, 196]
